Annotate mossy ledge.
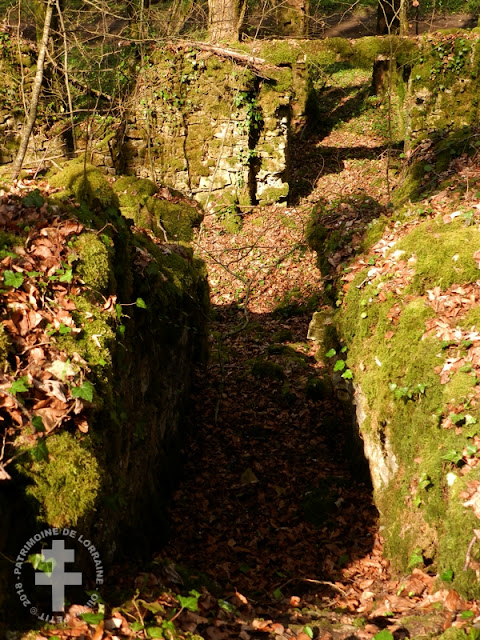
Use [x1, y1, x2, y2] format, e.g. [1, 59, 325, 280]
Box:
[0, 162, 209, 621]
[334, 174, 480, 599]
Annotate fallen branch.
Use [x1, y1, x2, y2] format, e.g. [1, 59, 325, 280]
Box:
[175, 40, 282, 79]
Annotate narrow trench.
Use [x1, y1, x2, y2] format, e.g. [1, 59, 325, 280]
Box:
[162, 303, 377, 600]
[153, 67, 390, 624]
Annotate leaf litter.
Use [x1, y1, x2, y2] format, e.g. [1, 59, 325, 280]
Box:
[12, 81, 480, 639]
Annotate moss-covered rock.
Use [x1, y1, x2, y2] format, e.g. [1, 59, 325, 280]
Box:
[112, 175, 203, 242]
[337, 204, 480, 598]
[20, 431, 101, 528]
[74, 232, 111, 293]
[0, 323, 10, 370]
[0, 169, 209, 624]
[49, 160, 118, 209]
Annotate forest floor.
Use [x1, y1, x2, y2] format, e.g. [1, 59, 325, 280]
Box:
[23, 65, 480, 640]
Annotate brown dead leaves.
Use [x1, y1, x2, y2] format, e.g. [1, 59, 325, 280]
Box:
[0, 182, 113, 472]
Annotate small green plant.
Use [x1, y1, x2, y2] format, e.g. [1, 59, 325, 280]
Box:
[389, 382, 427, 401]
[407, 548, 424, 569]
[233, 91, 263, 133]
[3, 270, 24, 289]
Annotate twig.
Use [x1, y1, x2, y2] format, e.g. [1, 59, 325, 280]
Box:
[0, 388, 33, 421]
[45, 50, 114, 102]
[302, 578, 348, 596]
[463, 529, 480, 571]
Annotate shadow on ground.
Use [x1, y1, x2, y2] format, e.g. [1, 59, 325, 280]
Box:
[160, 301, 377, 603]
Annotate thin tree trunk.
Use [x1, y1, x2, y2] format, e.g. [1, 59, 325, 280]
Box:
[208, 0, 239, 42]
[12, 0, 54, 179]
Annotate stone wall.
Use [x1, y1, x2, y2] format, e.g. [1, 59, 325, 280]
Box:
[0, 165, 209, 622]
[121, 49, 292, 211]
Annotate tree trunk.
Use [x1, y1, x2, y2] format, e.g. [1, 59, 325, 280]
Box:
[208, 0, 239, 42]
[12, 0, 54, 179]
[399, 0, 408, 35]
[276, 0, 310, 36]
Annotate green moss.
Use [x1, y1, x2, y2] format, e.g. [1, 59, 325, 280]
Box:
[74, 233, 111, 293]
[57, 295, 115, 373]
[219, 208, 242, 234]
[362, 217, 389, 251]
[113, 175, 159, 229]
[271, 328, 293, 342]
[338, 200, 480, 595]
[459, 304, 480, 330]
[22, 431, 101, 528]
[258, 40, 300, 66]
[440, 471, 480, 599]
[443, 371, 476, 404]
[154, 200, 202, 242]
[395, 218, 480, 294]
[323, 37, 354, 59]
[112, 176, 202, 242]
[49, 160, 118, 209]
[351, 36, 417, 69]
[258, 184, 289, 206]
[250, 358, 284, 381]
[266, 68, 293, 94]
[437, 630, 470, 640]
[0, 321, 9, 368]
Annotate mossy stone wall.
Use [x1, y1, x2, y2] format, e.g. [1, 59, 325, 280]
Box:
[0, 164, 209, 621]
[334, 195, 480, 600]
[122, 49, 292, 210]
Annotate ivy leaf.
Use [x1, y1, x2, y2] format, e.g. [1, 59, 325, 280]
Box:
[80, 612, 104, 625]
[136, 297, 147, 309]
[303, 627, 313, 639]
[22, 189, 44, 207]
[9, 376, 30, 395]
[32, 439, 48, 462]
[407, 548, 424, 569]
[28, 553, 55, 575]
[341, 369, 353, 379]
[162, 621, 175, 634]
[177, 594, 199, 611]
[59, 268, 73, 283]
[140, 600, 164, 614]
[325, 349, 336, 358]
[373, 632, 394, 640]
[441, 569, 454, 583]
[130, 622, 144, 632]
[273, 588, 283, 600]
[3, 270, 24, 289]
[333, 359, 346, 372]
[146, 627, 164, 638]
[32, 415, 45, 432]
[441, 449, 463, 465]
[58, 323, 72, 335]
[71, 381, 94, 403]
